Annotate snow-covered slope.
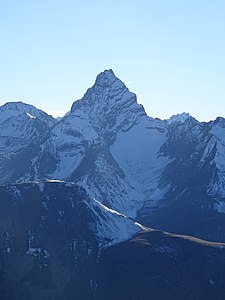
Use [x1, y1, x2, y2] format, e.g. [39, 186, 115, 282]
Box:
[110, 117, 171, 213]
[85, 196, 144, 248]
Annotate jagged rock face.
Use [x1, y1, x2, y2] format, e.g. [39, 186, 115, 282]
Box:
[71, 69, 146, 145]
[139, 116, 225, 241]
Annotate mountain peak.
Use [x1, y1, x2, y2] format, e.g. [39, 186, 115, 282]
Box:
[166, 112, 191, 124]
[93, 69, 124, 90]
[98, 69, 115, 77]
[71, 69, 131, 113]
[0, 101, 56, 127]
[68, 70, 146, 144]
[0, 101, 34, 112]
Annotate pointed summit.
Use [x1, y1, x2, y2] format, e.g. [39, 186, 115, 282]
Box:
[69, 70, 146, 143]
[71, 69, 131, 112]
[93, 69, 125, 91]
[166, 112, 191, 124]
[96, 69, 115, 79]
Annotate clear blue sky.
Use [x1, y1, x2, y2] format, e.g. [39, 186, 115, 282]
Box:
[1, 0, 225, 121]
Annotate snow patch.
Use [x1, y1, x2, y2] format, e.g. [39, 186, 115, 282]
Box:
[110, 117, 171, 212]
[86, 197, 144, 248]
[26, 112, 36, 119]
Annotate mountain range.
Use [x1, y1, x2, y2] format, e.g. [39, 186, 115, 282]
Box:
[1, 69, 225, 299]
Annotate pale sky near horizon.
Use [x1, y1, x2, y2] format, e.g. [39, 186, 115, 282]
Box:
[1, 0, 225, 121]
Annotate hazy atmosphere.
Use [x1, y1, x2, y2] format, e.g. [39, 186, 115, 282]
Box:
[1, 0, 225, 120]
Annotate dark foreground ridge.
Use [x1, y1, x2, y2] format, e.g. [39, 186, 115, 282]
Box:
[0, 181, 225, 299]
[98, 230, 225, 300]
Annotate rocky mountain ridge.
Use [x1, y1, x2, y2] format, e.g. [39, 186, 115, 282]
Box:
[0, 70, 225, 239]
[1, 69, 225, 299]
